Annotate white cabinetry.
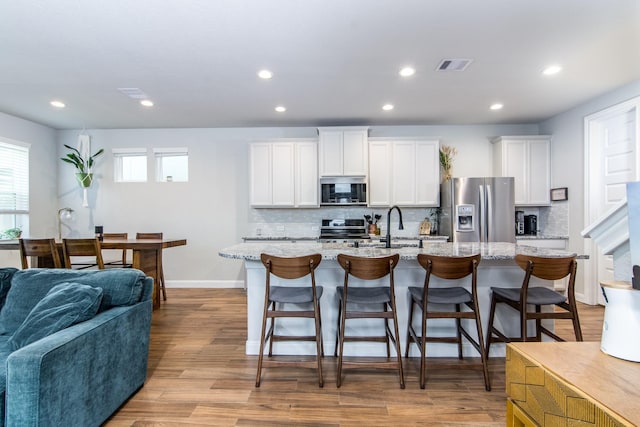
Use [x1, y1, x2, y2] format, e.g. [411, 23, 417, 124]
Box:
[368, 139, 440, 207]
[249, 141, 318, 208]
[318, 127, 369, 176]
[492, 136, 551, 206]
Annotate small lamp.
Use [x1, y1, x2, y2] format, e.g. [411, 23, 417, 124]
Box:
[57, 207, 74, 240]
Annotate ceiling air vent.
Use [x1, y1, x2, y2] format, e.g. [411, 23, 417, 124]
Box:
[117, 87, 148, 99]
[436, 58, 473, 71]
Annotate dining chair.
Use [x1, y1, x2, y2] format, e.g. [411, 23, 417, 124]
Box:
[62, 238, 105, 270]
[405, 254, 490, 390]
[136, 232, 166, 300]
[102, 233, 132, 268]
[256, 253, 324, 387]
[19, 238, 62, 269]
[335, 253, 404, 389]
[484, 254, 583, 359]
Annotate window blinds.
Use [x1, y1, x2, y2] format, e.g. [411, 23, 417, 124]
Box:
[0, 141, 29, 214]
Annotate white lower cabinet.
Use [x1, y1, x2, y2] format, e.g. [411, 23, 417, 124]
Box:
[369, 139, 439, 207]
[249, 141, 318, 208]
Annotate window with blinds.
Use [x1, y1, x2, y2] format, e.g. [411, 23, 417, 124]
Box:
[0, 139, 29, 235]
[113, 148, 148, 182]
[154, 147, 188, 182]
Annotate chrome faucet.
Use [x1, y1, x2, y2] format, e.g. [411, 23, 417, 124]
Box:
[385, 205, 404, 248]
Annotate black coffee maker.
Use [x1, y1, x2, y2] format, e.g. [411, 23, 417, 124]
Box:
[524, 215, 537, 235]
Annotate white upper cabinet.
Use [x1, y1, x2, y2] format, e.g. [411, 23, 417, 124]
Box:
[368, 140, 392, 206]
[492, 136, 551, 206]
[318, 127, 369, 176]
[295, 141, 319, 207]
[368, 139, 440, 207]
[249, 141, 318, 208]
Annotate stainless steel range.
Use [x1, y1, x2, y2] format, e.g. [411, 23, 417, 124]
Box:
[318, 219, 370, 241]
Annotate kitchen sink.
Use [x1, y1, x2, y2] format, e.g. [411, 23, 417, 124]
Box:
[356, 241, 420, 249]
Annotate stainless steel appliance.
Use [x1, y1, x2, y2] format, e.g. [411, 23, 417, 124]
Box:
[440, 177, 515, 243]
[515, 210, 525, 235]
[524, 214, 537, 235]
[320, 177, 367, 206]
[318, 218, 370, 241]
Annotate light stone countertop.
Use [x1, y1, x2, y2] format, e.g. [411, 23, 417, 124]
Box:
[516, 235, 569, 240]
[219, 241, 583, 261]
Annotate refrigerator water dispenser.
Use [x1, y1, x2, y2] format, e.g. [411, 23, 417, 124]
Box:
[456, 204, 475, 232]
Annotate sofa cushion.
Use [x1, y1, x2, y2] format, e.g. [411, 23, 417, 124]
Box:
[7, 282, 103, 351]
[0, 268, 18, 311]
[0, 268, 146, 335]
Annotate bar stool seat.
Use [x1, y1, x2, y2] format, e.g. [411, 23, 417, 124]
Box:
[269, 285, 324, 303]
[256, 253, 324, 388]
[490, 286, 567, 305]
[408, 286, 472, 305]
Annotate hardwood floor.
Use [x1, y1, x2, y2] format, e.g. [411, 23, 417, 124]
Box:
[105, 289, 604, 426]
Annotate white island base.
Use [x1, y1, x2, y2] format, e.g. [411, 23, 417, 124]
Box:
[242, 256, 552, 358]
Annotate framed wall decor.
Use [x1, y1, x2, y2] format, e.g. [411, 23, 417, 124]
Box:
[550, 187, 568, 201]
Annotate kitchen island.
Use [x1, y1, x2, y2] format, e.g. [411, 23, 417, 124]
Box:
[219, 241, 581, 358]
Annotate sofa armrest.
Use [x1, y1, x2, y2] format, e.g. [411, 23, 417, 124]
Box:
[5, 298, 152, 427]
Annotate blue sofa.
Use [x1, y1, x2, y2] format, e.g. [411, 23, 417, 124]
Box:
[0, 267, 153, 427]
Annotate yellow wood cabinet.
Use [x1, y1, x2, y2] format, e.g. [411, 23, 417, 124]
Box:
[506, 342, 640, 427]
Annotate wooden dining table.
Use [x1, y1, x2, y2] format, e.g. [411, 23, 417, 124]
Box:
[0, 237, 187, 310]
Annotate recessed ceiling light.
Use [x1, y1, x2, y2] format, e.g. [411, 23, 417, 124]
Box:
[258, 69, 273, 79]
[50, 100, 65, 108]
[382, 104, 394, 111]
[140, 100, 154, 107]
[275, 106, 286, 112]
[542, 65, 562, 76]
[490, 103, 504, 110]
[399, 67, 415, 77]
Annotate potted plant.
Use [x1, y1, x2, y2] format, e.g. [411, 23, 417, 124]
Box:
[60, 144, 104, 187]
[1, 227, 22, 239]
[439, 145, 458, 182]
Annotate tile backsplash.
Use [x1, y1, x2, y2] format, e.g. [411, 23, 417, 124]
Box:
[248, 201, 570, 238]
[249, 207, 439, 238]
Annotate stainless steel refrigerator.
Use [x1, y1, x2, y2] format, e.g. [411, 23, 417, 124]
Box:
[440, 177, 515, 243]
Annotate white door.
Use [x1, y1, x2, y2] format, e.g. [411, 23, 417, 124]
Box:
[585, 98, 639, 304]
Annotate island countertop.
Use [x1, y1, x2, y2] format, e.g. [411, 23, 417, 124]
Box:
[219, 241, 582, 261]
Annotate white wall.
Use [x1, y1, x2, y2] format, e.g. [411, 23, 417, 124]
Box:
[0, 112, 57, 268]
[539, 79, 640, 298]
[56, 123, 537, 283]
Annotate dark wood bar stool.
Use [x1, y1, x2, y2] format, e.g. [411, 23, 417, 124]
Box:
[484, 254, 583, 359]
[256, 253, 324, 387]
[405, 254, 490, 390]
[62, 238, 105, 269]
[335, 253, 404, 389]
[19, 238, 62, 268]
[136, 232, 166, 300]
[102, 233, 132, 268]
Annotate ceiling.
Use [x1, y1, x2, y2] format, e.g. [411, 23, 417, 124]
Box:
[1, 0, 639, 130]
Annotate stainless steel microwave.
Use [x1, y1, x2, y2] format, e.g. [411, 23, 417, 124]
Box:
[320, 177, 367, 206]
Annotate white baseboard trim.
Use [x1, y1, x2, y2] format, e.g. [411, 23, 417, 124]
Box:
[165, 280, 245, 289]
